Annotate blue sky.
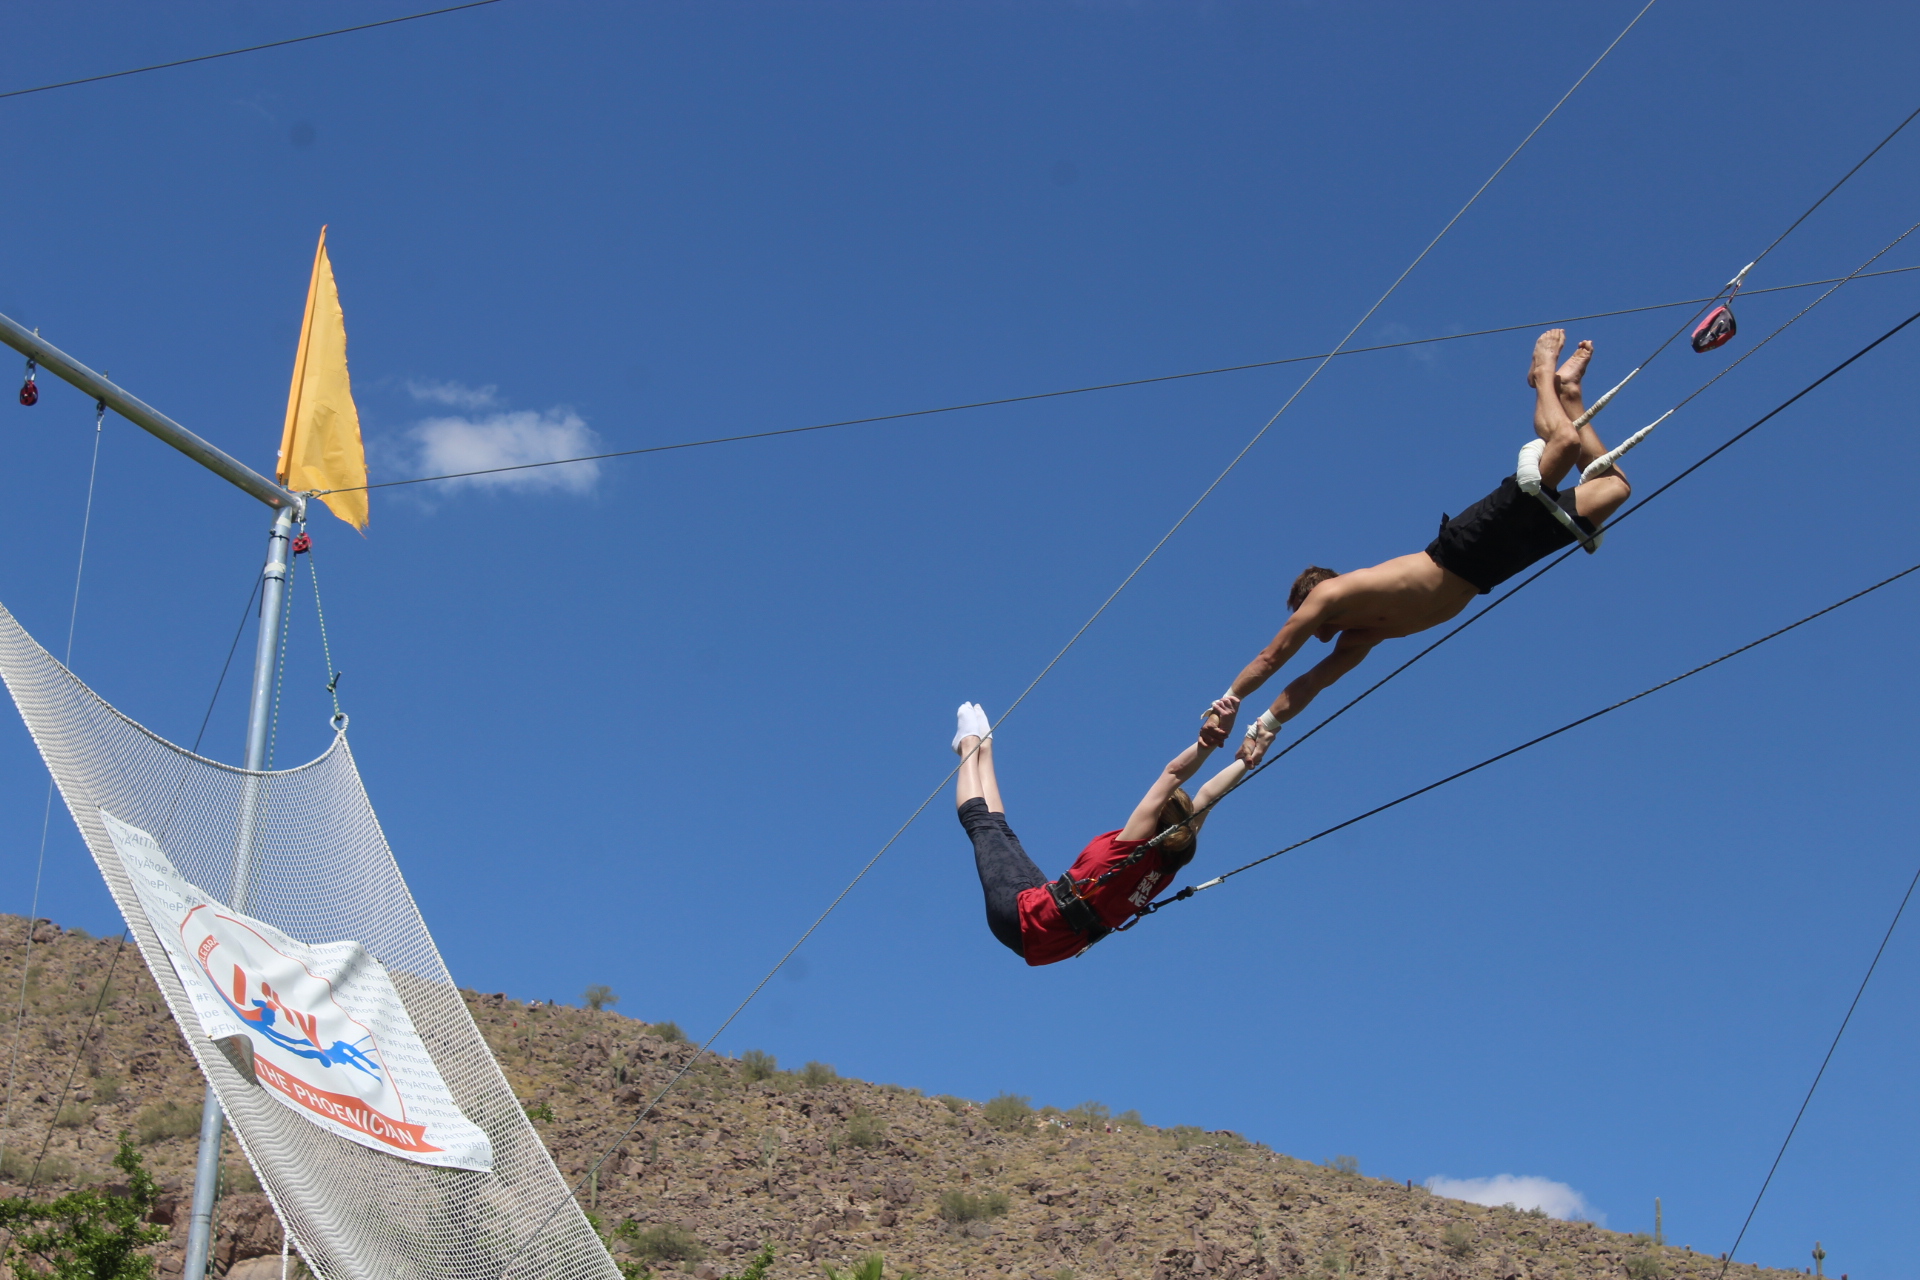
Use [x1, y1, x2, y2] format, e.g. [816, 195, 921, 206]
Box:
[2, 1, 1917, 1272]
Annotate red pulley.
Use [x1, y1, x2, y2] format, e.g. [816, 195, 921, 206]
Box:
[17, 379, 36, 406]
[291, 532, 312, 555]
[1691, 304, 1737, 353]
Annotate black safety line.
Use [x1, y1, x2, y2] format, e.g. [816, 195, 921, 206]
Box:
[1134, 561, 1920, 918]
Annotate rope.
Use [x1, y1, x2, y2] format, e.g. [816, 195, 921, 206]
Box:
[506, 12, 1655, 1263]
[351, 255, 1920, 508]
[1133, 561, 1920, 915]
[303, 532, 346, 727]
[1711, 857, 1920, 1280]
[0, 394, 105, 1180]
[1598, 102, 1920, 399]
[1145, 302, 1920, 902]
[0, 1, 505, 103]
[1137, 219, 1920, 858]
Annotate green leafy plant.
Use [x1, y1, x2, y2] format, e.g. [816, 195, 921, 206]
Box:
[1065, 1101, 1110, 1127]
[845, 1109, 883, 1149]
[133, 1100, 198, 1145]
[582, 985, 619, 1011]
[738, 1050, 777, 1082]
[1115, 1109, 1145, 1128]
[0, 1135, 167, 1280]
[614, 1222, 707, 1264]
[823, 1254, 887, 1280]
[1441, 1222, 1475, 1260]
[523, 1101, 556, 1123]
[938, 1190, 1010, 1223]
[936, 1095, 968, 1114]
[802, 1061, 838, 1088]
[91, 1079, 120, 1105]
[649, 1021, 686, 1044]
[1327, 1154, 1360, 1176]
[1624, 1253, 1664, 1280]
[728, 1244, 776, 1280]
[981, 1093, 1033, 1131]
[53, 1104, 92, 1130]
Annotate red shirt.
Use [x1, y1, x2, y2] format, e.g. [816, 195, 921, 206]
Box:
[1015, 829, 1181, 966]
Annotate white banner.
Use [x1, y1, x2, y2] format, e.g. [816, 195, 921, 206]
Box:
[102, 811, 493, 1172]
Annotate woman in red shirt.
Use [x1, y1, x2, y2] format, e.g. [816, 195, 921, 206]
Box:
[952, 697, 1247, 965]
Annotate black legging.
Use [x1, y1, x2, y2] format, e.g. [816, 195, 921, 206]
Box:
[958, 797, 1045, 957]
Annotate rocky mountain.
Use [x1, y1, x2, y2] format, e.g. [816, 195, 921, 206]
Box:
[0, 919, 1807, 1280]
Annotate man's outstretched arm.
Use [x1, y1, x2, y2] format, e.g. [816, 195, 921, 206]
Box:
[1237, 632, 1377, 765]
[1224, 584, 1346, 701]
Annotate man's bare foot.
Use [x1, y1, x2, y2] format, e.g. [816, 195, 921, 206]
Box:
[1527, 329, 1566, 388]
[1555, 339, 1594, 398]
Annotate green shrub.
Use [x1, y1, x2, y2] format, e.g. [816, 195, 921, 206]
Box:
[0, 1136, 164, 1280]
[1624, 1255, 1663, 1280]
[582, 985, 619, 1011]
[845, 1110, 883, 1149]
[650, 1021, 686, 1044]
[1116, 1109, 1145, 1128]
[981, 1093, 1033, 1131]
[739, 1050, 777, 1083]
[67, 927, 91, 941]
[1328, 1154, 1360, 1176]
[823, 1254, 886, 1280]
[1441, 1222, 1475, 1260]
[93, 1077, 121, 1104]
[614, 1222, 707, 1264]
[1066, 1101, 1110, 1127]
[936, 1096, 968, 1114]
[939, 1190, 1010, 1223]
[134, 1101, 199, 1145]
[54, 1103, 92, 1129]
[802, 1061, 838, 1088]
[728, 1244, 776, 1280]
[524, 1101, 555, 1123]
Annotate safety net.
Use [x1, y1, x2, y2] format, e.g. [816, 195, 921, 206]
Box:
[0, 601, 616, 1280]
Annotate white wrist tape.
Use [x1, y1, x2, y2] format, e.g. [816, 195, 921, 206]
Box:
[1246, 710, 1281, 739]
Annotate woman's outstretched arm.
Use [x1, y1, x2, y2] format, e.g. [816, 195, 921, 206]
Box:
[1118, 696, 1239, 841]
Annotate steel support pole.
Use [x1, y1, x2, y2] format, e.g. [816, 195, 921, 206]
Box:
[0, 311, 300, 512]
[181, 504, 298, 1280]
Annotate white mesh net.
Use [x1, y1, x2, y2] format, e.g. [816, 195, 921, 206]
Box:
[0, 601, 616, 1280]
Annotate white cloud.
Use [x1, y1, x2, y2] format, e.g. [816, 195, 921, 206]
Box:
[406, 378, 501, 410]
[407, 408, 601, 494]
[1425, 1174, 1598, 1223]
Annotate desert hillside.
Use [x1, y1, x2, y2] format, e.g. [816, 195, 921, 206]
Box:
[0, 918, 1805, 1280]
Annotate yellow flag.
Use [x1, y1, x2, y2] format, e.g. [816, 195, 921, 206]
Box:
[277, 227, 368, 529]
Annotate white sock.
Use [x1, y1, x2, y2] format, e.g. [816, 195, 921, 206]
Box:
[953, 702, 987, 753]
[968, 703, 993, 741]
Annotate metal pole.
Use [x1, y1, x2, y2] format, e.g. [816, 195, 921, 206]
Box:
[181, 504, 298, 1280]
[0, 310, 300, 512]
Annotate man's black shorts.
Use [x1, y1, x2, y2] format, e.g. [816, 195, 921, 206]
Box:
[1425, 474, 1597, 594]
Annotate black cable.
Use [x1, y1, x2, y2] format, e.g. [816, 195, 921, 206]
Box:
[1144, 255, 1920, 857]
[0, 1, 505, 103]
[1711, 858, 1920, 1279]
[502, 9, 1661, 1264]
[192, 574, 262, 755]
[322, 266, 1920, 498]
[27, 932, 129, 1189]
[1624, 103, 1920, 377]
[1134, 561, 1920, 916]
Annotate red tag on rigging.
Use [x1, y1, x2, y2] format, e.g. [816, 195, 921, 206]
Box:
[1691, 304, 1737, 353]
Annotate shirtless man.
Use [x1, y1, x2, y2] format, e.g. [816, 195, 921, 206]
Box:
[1217, 330, 1632, 767]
